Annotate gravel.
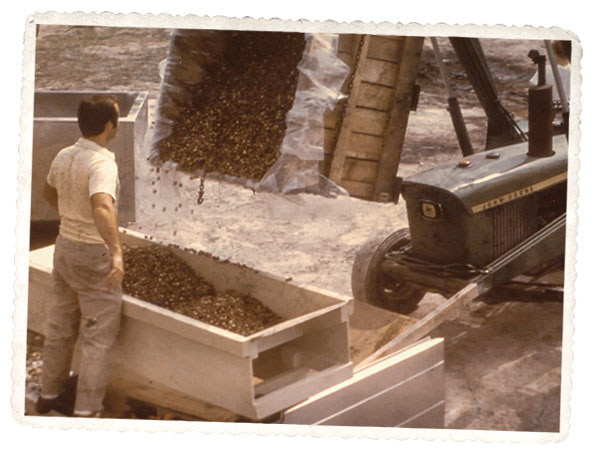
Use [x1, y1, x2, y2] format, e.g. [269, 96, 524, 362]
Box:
[156, 31, 307, 180]
[122, 244, 284, 336]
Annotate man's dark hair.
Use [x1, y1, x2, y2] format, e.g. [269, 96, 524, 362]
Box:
[77, 95, 119, 137]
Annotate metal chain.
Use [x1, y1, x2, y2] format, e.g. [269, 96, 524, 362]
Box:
[331, 34, 367, 148]
[197, 177, 205, 205]
[346, 34, 366, 94]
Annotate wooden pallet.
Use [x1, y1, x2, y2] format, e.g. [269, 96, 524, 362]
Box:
[323, 35, 424, 200]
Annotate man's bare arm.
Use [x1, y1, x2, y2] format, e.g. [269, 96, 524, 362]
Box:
[91, 193, 123, 290]
[43, 182, 58, 210]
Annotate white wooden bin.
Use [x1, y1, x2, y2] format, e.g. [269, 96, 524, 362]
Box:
[31, 90, 148, 224]
[28, 228, 354, 420]
[283, 337, 445, 428]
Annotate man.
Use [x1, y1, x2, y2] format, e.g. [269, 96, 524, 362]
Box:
[36, 95, 124, 418]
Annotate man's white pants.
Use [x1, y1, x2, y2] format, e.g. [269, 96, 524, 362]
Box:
[41, 235, 122, 414]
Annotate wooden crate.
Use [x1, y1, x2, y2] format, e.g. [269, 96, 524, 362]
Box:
[324, 35, 424, 201]
[27, 228, 353, 420]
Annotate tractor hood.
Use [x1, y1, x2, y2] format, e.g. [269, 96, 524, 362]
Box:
[401, 135, 568, 214]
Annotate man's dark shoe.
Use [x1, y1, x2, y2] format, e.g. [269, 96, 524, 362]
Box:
[52, 375, 77, 416]
[35, 394, 57, 414]
[34, 374, 78, 416]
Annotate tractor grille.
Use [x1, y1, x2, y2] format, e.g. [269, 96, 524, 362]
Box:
[492, 197, 538, 260]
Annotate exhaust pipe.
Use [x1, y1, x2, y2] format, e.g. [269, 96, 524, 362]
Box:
[527, 50, 554, 157]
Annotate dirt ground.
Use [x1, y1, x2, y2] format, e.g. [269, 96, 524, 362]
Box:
[400, 38, 545, 175]
[29, 26, 564, 431]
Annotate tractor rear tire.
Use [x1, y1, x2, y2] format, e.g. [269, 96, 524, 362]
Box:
[351, 228, 426, 314]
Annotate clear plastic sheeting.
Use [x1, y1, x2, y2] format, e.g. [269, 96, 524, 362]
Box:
[149, 29, 230, 166]
[149, 30, 350, 197]
[258, 34, 350, 197]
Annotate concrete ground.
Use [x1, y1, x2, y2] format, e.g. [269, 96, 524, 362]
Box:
[433, 294, 563, 431]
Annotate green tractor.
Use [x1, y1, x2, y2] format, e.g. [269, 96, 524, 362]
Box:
[352, 136, 567, 313]
[351, 39, 569, 314]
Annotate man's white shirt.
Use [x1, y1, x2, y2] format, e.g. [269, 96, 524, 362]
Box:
[47, 137, 119, 245]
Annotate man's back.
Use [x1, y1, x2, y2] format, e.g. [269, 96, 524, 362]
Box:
[48, 137, 119, 245]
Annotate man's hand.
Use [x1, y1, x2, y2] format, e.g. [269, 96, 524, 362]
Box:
[91, 192, 124, 291]
[105, 252, 124, 291]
